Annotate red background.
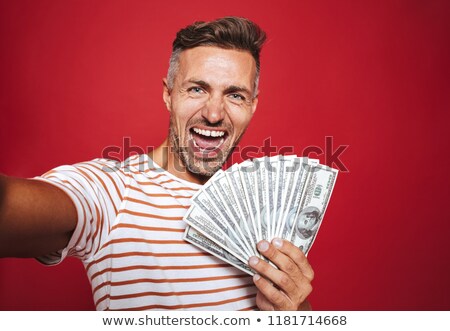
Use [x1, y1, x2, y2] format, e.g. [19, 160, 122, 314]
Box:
[1, 0, 449, 310]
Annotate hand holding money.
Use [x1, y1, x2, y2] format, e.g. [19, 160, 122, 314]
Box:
[183, 155, 338, 309]
[250, 239, 314, 310]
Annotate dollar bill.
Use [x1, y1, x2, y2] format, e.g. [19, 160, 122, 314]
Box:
[184, 204, 249, 263]
[238, 160, 261, 242]
[253, 157, 270, 241]
[189, 169, 224, 223]
[184, 226, 254, 276]
[212, 171, 257, 257]
[288, 164, 338, 255]
[264, 157, 276, 240]
[204, 173, 254, 258]
[278, 158, 321, 240]
[225, 164, 261, 258]
[191, 169, 252, 259]
[191, 189, 227, 233]
[273, 156, 303, 238]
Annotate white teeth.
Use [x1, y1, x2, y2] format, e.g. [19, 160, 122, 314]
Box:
[193, 127, 225, 138]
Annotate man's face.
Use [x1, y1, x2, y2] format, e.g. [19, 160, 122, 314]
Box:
[164, 46, 258, 176]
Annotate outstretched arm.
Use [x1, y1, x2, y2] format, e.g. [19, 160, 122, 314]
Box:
[0, 175, 77, 258]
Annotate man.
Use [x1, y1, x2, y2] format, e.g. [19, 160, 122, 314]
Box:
[0, 17, 313, 311]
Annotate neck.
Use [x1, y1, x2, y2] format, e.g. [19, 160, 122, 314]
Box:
[148, 138, 211, 185]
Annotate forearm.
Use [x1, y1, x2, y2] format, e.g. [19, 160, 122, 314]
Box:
[0, 175, 77, 258]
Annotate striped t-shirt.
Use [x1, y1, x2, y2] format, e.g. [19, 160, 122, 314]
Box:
[35, 154, 257, 310]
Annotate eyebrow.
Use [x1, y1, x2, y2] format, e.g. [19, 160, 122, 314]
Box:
[224, 85, 252, 97]
[187, 79, 211, 89]
[186, 79, 252, 97]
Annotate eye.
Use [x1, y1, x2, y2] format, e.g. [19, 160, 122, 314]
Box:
[229, 93, 245, 101]
[187, 86, 205, 94]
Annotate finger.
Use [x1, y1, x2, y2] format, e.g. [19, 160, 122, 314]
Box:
[253, 274, 293, 310]
[249, 256, 298, 297]
[257, 240, 303, 283]
[272, 238, 315, 282]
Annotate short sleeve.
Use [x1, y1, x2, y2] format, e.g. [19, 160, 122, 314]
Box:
[33, 158, 126, 265]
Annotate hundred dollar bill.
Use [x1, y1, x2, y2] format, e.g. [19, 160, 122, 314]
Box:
[253, 157, 270, 241]
[278, 158, 320, 239]
[212, 172, 256, 257]
[189, 168, 223, 217]
[204, 175, 254, 258]
[264, 156, 282, 240]
[238, 160, 261, 242]
[272, 155, 292, 240]
[261, 157, 274, 240]
[190, 169, 252, 259]
[184, 203, 249, 263]
[189, 169, 226, 228]
[271, 155, 299, 239]
[225, 164, 260, 258]
[263, 157, 275, 240]
[184, 226, 254, 276]
[273, 156, 302, 238]
[287, 164, 338, 255]
[239, 160, 271, 268]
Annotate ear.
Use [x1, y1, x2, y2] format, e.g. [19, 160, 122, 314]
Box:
[162, 78, 172, 112]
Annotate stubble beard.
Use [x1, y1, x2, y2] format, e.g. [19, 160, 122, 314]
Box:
[168, 116, 244, 178]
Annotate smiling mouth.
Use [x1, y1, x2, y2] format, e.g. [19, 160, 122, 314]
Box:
[189, 127, 228, 157]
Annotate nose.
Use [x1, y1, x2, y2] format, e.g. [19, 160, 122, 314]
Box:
[201, 93, 225, 124]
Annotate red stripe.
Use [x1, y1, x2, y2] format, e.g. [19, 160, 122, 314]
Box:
[111, 223, 185, 233]
[90, 263, 232, 280]
[123, 196, 189, 209]
[92, 274, 251, 296]
[86, 251, 209, 272]
[126, 185, 193, 199]
[95, 283, 254, 306]
[118, 209, 184, 221]
[106, 294, 257, 311]
[98, 238, 188, 251]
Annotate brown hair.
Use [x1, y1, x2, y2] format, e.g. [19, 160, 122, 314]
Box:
[167, 16, 267, 93]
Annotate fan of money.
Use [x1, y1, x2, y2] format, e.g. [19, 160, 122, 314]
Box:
[183, 155, 338, 275]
